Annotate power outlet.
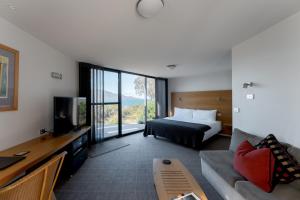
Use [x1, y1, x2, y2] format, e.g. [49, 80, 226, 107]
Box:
[246, 94, 255, 100]
[233, 107, 240, 113]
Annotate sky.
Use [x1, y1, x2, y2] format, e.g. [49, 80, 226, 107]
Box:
[104, 71, 145, 98]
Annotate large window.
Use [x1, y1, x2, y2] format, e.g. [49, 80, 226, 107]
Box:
[121, 73, 145, 134]
[103, 71, 119, 138]
[90, 68, 104, 142]
[91, 69, 120, 140]
[146, 78, 156, 121]
[84, 63, 168, 142]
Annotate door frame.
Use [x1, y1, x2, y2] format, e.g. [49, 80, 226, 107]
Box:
[82, 62, 168, 139]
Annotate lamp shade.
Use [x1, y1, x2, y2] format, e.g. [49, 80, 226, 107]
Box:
[137, 0, 164, 18]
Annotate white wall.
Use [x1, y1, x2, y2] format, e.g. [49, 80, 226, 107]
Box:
[232, 12, 300, 148]
[0, 17, 77, 150]
[168, 70, 232, 92]
[168, 70, 232, 113]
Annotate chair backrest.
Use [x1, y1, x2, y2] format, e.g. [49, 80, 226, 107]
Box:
[0, 151, 66, 200]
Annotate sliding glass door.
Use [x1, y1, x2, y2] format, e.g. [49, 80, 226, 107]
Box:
[83, 63, 168, 142]
[146, 78, 156, 121]
[91, 69, 120, 141]
[103, 71, 119, 138]
[121, 73, 146, 134]
[91, 68, 104, 142]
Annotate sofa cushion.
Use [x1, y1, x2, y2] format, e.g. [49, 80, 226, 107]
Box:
[235, 180, 300, 200]
[256, 134, 300, 184]
[200, 150, 245, 186]
[234, 140, 275, 192]
[229, 129, 262, 152]
[287, 146, 300, 189]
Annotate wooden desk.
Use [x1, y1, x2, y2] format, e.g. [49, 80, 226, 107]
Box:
[0, 126, 90, 186]
[153, 159, 208, 200]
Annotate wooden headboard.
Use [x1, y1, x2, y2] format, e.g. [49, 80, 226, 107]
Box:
[171, 90, 232, 132]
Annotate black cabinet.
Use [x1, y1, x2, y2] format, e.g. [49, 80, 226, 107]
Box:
[61, 132, 88, 177]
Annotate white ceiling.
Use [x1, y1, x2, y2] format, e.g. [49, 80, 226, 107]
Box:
[1, 0, 300, 78]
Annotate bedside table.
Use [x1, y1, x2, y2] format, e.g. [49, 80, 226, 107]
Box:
[221, 124, 232, 136]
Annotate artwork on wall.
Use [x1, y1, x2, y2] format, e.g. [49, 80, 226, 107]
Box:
[0, 44, 19, 111]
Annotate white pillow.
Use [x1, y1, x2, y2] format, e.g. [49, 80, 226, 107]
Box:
[174, 107, 193, 121]
[192, 109, 217, 122]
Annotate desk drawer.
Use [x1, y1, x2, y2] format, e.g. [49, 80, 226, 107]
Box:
[71, 134, 88, 152]
[70, 148, 88, 174]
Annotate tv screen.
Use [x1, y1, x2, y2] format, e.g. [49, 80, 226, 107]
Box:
[54, 97, 86, 135]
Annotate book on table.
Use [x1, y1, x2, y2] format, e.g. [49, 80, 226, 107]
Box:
[172, 192, 201, 200]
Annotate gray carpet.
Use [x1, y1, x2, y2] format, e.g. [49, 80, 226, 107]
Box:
[89, 140, 130, 158]
[55, 133, 230, 200]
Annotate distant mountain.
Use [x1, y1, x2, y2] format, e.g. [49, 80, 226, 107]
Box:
[103, 90, 118, 102]
[122, 96, 144, 107]
[99, 90, 144, 106]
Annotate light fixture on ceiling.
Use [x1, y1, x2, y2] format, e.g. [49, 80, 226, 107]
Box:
[166, 64, 177, 70]
[137, 0, 164, 18]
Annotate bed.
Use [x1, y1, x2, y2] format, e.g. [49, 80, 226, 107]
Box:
[144, 108, 222, 149]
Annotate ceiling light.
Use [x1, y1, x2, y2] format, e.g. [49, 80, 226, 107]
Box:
[137, 0, 164, 18]
[166, 64, 177, 70]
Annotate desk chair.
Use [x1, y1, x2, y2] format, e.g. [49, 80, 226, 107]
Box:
[0, 151, 66, 200]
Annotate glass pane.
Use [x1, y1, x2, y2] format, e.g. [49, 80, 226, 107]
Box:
[104, 104, 119, 138]
[121, 73, 145, 134]
[147, 78, 156, 121]
[104, 71, 118, 103]
[90, 69, 104, 142]
[91, 69, 104, 104]
[93, 104, 104, 140]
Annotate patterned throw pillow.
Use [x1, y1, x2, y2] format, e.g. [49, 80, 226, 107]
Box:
[256, 134, 300, 183]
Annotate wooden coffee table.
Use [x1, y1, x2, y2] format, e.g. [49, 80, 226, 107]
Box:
[153, 159, 208, 200]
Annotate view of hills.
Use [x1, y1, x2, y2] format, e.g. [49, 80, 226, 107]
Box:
[97, 90, 155, 125]
[102, 90, 144, 106]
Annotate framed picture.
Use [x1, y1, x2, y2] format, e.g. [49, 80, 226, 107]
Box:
[0, 44, 19, 111]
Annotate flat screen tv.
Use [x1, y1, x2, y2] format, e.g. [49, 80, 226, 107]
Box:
[54, 97, 86, 135]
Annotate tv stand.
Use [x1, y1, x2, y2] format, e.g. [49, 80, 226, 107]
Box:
[61, 129, 89, 177]
[0, 126, 91, 186]
[73, 126, 82, 132]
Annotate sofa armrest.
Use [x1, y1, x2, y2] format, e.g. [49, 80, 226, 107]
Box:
[229, 129, 262, 152]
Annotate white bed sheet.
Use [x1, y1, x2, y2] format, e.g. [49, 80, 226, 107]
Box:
[164, 117, 222, 141]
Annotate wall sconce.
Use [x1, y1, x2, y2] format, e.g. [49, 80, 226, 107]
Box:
[217, 97, 224, 102]
[243, 82, 254, 89]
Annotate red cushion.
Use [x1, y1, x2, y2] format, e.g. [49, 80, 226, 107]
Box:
[233, 140, 275, 192]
